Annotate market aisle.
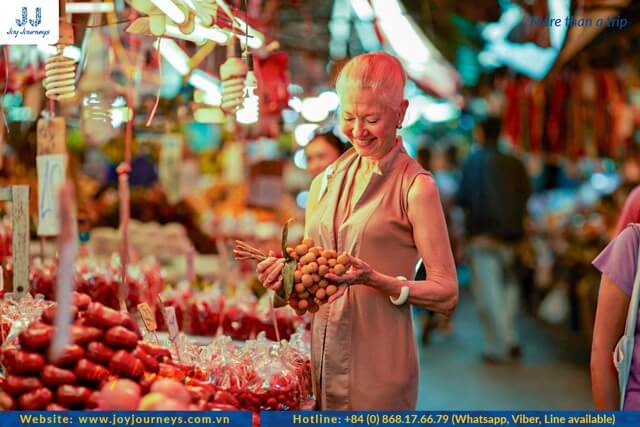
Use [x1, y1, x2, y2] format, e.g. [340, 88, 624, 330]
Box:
[416, 289, 593, 410]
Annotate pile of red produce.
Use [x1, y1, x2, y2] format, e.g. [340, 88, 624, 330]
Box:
[0, 291, 313, 412]
[25, 258, 163, 311]
[155, 289, 300, 341]
[0, 292, 193, 410]
[203, 333, 312, 411]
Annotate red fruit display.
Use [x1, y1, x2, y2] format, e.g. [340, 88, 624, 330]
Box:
[41, 366, 77, 387]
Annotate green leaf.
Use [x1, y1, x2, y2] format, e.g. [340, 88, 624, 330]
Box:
[282, 259, 297, 299]
[281, 219, 293, 262]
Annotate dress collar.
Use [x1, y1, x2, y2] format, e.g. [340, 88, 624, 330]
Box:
[325, 137, 404, 178]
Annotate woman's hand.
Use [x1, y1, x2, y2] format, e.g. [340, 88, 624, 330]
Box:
[256, 251, 285, 291]
[324, 255, 375, 302]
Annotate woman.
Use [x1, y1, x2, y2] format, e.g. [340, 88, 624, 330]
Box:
[592, 223, 640, 409]
[305, 129, 347, 178]
[255, 52, 458, 409]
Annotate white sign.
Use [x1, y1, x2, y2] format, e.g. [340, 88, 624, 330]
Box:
[37, 154, 65, 236]
[0, 0, 59, 45]
[162, 306, 180, 342]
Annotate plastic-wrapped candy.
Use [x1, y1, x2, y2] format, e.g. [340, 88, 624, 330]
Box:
[0, 293, 54, 347]
[221, 291, 260, 341]
[240, 334, 303, 410]
[203, 335, 247, 395]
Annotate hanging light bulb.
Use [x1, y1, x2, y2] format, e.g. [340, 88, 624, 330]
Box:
[81, 92, 115, 145]
[43, 20, 76, 102]
[235, 61, 259, 125]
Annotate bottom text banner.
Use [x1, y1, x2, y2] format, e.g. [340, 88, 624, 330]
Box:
[260, 411, 635, 427]
[0, 411, 252, 427]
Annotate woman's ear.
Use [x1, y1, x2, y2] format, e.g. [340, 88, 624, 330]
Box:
[398, 99, 409, 127]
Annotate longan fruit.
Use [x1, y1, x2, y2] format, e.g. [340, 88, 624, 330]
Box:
[302, 238, 315, 247]
[317, 257, 328, 266]
[295, 244, 309, 256]
[334, 264, 346, 275]
[302, 274, 313, 286]
[318, 279, 329, 288]
[307, 262, 319, 273]
[298, 254, 311, 265]
[306, 252, 317, 262]
[298, 294, 310, 303]
[326, 285, 338, 296]
[328, 259, 337, 267]
[316, 288, 327, 300]
[337, 254, 350, 265]
[301, 265, 312, 275]
[318, 265, 330, 276]
[312, 274, 321, 282]
[324, 249, 337, 259]
[295, 283, 305, 293]
[309, 284, 319, 293]
[295, 308, 307, 316]
[294, 270, 303, 282]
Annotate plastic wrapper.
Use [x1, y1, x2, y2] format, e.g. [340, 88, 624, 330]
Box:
[26, 256, 163, 310]
[0, 293, 53, 347]
[221, 290, 260, 341]
[237, 333, 303, 410]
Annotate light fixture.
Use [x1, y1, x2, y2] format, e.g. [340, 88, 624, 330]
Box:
[318, 91, 340, 112]
[150, 0, 186, 24]
[293, 149, 307, 169]
[38, 45, 81, 63]
[294, 123, 319, 146]
[234, 17, 264, 49]
[288, 96, 303, 112]
[296, 191, 309, 209]
[189, 70, 222, 105]
[350, 0, 374, 21]
[65, 2, 115, 13]
[156, 39, 190, 76]
[301, 97, 329, 123]
[235, 66, 259, 125]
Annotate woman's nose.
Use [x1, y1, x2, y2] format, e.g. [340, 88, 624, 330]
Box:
[353, 120, 368, 137]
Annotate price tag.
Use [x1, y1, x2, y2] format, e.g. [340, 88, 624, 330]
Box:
[137, 302, 157, 332]
[37, 154, 66, 236]
[37, 117, 66, 155]
[159, 134, 182, 205]
[162, 306, 180, 342]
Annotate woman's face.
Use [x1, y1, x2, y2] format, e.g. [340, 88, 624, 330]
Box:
[305, 136, 342, 177]
[339, 88, 407, 160]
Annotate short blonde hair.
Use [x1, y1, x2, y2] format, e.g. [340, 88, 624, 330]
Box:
[335, 52, 407, 108]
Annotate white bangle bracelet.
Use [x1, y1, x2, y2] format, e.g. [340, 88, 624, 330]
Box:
[390, 276, 410, 306]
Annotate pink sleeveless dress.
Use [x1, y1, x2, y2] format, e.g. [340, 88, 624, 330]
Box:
[305, 141, 432, 409]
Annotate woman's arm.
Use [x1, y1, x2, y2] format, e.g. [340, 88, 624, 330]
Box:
[369, 174, 459, 315]
[591, 274, 629, 410]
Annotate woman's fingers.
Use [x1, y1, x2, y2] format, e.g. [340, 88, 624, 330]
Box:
[271, 278, 282, 291]
[266, 261, 284, 283]
[257, 256, 277, 273]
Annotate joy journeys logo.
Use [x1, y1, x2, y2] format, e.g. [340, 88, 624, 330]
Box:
[0, 0, 58, 45]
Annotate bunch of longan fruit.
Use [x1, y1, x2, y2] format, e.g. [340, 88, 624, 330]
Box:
[285, 238, 350, 315]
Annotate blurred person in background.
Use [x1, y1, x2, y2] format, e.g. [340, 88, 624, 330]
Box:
[304, 129, 347, 178]
[592, 223, 640, 409]
[457, 117, 532, 363]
